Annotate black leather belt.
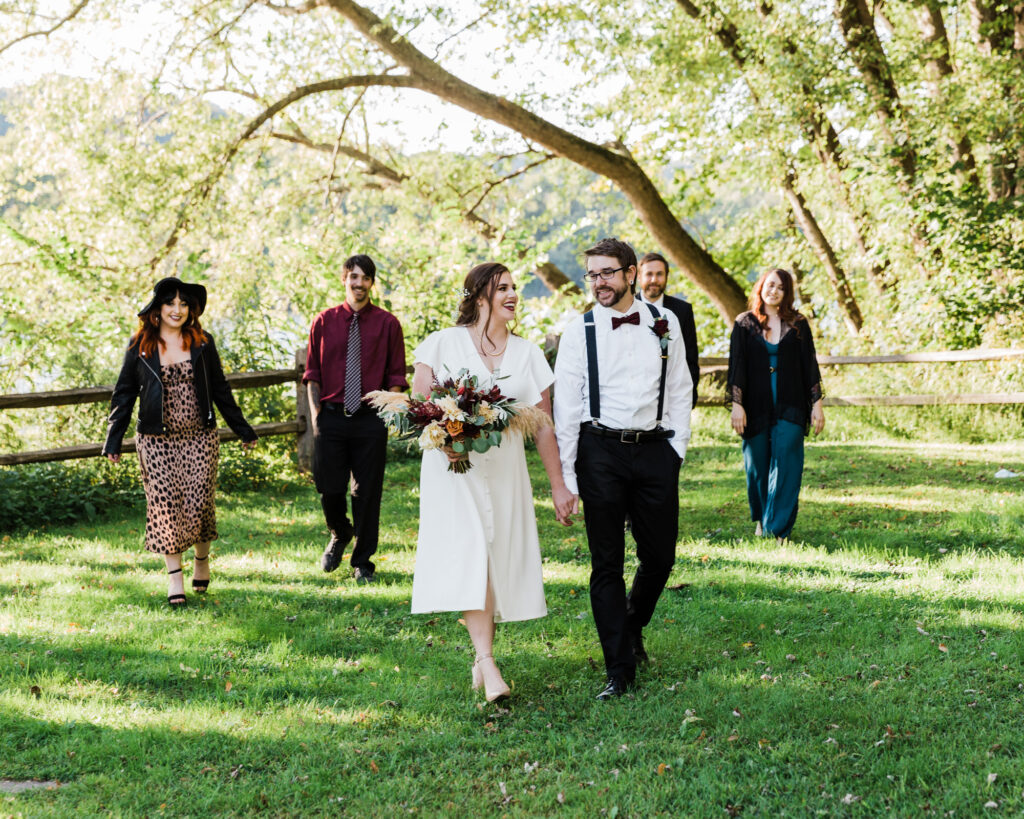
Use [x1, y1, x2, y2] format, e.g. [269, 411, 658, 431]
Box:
[582, 422, 674, 444]
[321, 402, 370, 417]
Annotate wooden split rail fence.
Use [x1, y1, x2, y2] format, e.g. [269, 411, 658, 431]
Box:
[1, 347, 1022, 468]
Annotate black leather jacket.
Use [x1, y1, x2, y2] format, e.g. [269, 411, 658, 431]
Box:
[102, 332, 257, 456]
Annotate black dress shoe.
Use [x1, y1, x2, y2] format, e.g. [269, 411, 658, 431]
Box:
[630, 631, 649, 665]
[596, 676, 634, 701]
[320, 528, 352, 573]
[353, 567, 375, 585]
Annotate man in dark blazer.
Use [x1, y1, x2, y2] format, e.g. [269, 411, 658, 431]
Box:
[637, 253, 699, 407]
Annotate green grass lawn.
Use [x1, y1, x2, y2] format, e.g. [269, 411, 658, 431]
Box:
[2, 438, 1024, 816]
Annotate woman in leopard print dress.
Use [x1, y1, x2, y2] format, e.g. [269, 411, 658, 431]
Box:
[102, 278, 257, 605]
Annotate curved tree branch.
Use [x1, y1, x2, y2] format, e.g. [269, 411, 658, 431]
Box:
[320, 0, 746, 321]
[151, 73, 424, 266]
[269, 130, 409, 184]
[0, 0, 92, 57]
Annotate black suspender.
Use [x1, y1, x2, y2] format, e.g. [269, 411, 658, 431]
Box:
[646, 303, 668, 426]
[583, 311, 601, 420]
[581, 303, 669, 426]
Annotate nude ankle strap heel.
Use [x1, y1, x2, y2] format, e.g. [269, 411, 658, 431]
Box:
[474, 654, 510, 703]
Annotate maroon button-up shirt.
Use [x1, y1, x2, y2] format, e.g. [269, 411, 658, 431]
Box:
[303, 302, 408, 404]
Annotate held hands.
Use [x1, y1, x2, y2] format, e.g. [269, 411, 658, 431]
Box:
[106, 453, 120, 463]
[730, 402, 747, 435]
[810, 401, 825, 436]
[241, 440, 258, 452]
[551, 484, 578, 526]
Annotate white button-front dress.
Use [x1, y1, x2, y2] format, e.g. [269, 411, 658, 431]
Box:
[411, 327, 553, 622]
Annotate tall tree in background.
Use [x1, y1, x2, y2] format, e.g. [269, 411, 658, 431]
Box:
[1, 0, 1022, 365]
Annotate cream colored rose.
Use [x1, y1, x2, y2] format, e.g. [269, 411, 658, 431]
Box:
[434, 395, 465, 421]
[477, 402, 498, 424]
[418, 422, 447, 450]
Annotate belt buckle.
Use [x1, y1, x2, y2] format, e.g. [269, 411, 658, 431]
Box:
[620, 429, 640, 444]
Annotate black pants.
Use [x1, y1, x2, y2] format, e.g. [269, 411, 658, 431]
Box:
[576, 431, 681, 680]
[313, 405, 388, 573]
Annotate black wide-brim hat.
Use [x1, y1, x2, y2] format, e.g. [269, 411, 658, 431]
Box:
[137, 277, 208, 318]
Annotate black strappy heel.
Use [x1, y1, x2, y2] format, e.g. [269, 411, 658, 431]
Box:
[192, 555, 210, 593]
[167, 568, 186, 607]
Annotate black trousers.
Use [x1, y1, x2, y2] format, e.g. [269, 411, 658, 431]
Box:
[313, 405, 388, 573]
[576, 431, 681, 680]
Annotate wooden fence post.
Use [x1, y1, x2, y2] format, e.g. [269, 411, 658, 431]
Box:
[295, 346, 314, 473]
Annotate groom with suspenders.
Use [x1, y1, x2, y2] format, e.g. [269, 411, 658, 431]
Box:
[554, 237, 693, 700]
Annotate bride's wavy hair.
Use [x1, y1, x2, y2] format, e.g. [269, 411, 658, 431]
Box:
[455, 262, 516, 348]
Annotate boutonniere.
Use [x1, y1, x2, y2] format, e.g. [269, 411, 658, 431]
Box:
[651, 318, 671, 352]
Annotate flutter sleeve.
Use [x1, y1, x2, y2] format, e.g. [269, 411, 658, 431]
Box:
[726, 319, 747, 407]
[800, 319, 824, 405]
[412, 330, 443, 373]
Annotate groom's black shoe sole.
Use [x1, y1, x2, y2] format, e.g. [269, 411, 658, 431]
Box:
[596, 676, 635, 701]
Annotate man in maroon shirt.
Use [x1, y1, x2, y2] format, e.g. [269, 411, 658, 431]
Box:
[304, 254, 408, 583]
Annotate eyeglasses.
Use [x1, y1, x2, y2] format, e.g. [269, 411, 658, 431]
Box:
[584, 266, 629, 282]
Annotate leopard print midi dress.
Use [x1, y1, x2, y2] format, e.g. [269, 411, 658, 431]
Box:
[136, 360, 220, 554]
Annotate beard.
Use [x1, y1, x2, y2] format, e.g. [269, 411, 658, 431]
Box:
[641, 282, 664, 300]
[593, 278, 630, 307]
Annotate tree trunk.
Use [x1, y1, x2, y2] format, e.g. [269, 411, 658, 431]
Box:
[780, 171, 863, 335]
[835, 0, 917, 185]
[914, 0, 979, 183]
[966, 0, 1024, 199]
[681, 0, 893, 293]
[324, 0, 748, 322]
[533, 262, 582, 296]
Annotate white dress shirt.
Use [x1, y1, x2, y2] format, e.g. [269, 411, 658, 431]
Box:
[637, 292, 665, 309]
[553, 298, 693, 495]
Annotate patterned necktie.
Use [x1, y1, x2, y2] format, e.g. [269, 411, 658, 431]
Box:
[344, 311, 362, 412]
[611, 312, 640, 329]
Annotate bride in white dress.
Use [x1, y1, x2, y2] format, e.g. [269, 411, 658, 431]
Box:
[411, 262, 576, 702]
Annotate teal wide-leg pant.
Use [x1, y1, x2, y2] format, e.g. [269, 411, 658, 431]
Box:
[741, 419, 804, 539]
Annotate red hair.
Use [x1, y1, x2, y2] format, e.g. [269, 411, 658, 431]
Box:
[749, 267, 804, 330]
[131, 290, 207, 358]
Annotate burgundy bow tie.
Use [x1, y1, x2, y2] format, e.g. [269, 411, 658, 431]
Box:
[611, 312, 640, 329]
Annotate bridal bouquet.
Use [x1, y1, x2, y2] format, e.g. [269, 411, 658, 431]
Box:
[367, 368, 549, 473]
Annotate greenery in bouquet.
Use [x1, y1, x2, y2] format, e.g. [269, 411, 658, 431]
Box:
[367, 368, 550, 473]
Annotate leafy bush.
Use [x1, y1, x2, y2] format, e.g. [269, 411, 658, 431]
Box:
[0, 459, 142, 533]
[217, 434, 304, 492]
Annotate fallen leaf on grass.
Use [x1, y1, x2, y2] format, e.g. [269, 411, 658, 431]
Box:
[656, 763, 667, 776]
[225, 681, 232, 692]
[29, 685, 41, 698]
[987, 773, 998, 784]
[985, 801, 999, 809]
[369, 761, 379, 774]
[841, 794, 860, 804]
[938, 644, 948, 652]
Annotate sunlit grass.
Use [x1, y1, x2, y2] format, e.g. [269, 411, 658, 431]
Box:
[2, 439, 1024, 815]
